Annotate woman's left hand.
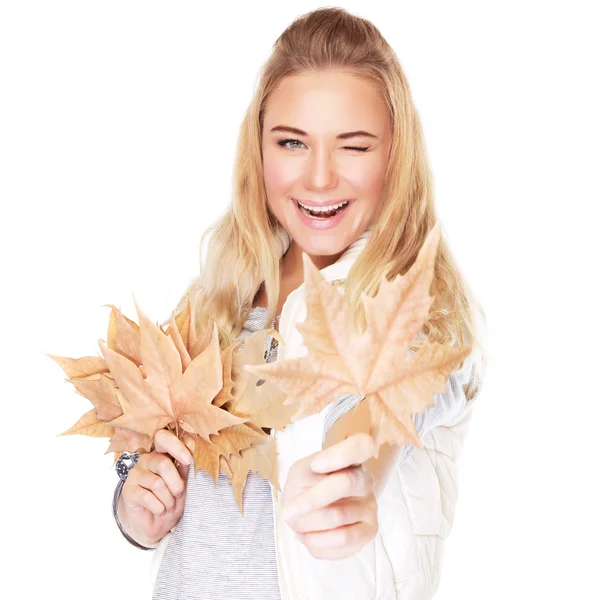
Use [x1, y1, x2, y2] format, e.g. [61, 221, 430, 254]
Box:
[280, 432, 379, 560]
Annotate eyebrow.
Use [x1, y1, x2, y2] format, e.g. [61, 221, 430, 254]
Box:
[269, 125, 378, 140]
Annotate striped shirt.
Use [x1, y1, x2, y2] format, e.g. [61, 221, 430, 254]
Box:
[113, 306, 465, 599]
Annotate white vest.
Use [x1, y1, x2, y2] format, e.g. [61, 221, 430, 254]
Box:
[150, 227, 477, 599]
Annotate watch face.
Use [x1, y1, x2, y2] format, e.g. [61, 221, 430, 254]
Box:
[116, 451, 140, 480]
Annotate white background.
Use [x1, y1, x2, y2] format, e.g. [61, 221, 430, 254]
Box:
[1, 1, 598, 598]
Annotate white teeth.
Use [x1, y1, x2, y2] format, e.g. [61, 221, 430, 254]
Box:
[297, 200, 349, 212]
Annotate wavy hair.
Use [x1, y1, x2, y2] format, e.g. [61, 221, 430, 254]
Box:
[165, 7, 487, 401]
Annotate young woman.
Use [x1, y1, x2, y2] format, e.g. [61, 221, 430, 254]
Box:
[113, 7, 486, 599]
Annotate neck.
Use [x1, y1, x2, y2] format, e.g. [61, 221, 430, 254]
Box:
[281, 240, 345, 280]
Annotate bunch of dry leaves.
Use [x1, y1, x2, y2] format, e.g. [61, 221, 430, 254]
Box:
[47, 296, 295, 514]
[48, 220, 471, 513]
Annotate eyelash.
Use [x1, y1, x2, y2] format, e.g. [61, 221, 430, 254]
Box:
[277, 138, 369, 152]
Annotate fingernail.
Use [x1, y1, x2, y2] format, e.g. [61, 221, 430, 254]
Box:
[180, 451, 192, 464]
[311, 457, 328, 472]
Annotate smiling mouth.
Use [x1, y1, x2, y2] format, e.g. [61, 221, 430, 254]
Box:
[292, 198, 353, 219]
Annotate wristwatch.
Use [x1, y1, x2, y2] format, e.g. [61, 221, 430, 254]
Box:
[115, 451, 140, 481]
[112, 451, 155, 551]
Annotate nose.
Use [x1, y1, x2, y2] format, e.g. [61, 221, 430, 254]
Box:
[303, 145, 339, 192]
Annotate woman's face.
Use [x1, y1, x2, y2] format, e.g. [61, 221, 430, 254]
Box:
[261, 70, 391, 272]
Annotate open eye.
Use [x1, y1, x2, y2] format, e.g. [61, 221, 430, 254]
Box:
[278, 139, 306, 150]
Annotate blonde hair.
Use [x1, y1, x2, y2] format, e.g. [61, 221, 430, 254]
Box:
[166, 7, 487, 401]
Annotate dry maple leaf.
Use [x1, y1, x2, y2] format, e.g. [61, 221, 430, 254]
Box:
[225, 435, 280, 515]
[45, 355, 109, 379]
[49, 320, 155, 458]
[105, 303, 141, 365]
[101, 298, 245, 442]
[59, 408, 115, 439]
[177, 421, 271, 496]
[229, 328, 296, 431]
[177, 422, 269, 487]
[66, 372, 122, 421]
[185, 425, 280, 515]
[244, 221, 472, 456]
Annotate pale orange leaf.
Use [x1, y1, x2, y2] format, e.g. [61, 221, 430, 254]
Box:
[58, 408, 114, 438]
[245, 222, 471, 455]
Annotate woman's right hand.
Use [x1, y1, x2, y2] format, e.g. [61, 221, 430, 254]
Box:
[119, 428, 193, 546]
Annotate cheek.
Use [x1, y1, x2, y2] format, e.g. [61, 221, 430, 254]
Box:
[263, 151, 297, 196]
[345, 158, 387, 202]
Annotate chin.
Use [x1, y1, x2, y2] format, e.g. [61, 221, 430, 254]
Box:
[297, 236, 347, 256]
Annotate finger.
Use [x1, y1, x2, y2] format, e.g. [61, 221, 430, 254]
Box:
[282, 465, 374, 522]
[123, 481, 167, 516]
[130, 468, 177, 512]
[154, 429, 193, 465]
[138, 453, 187, 500]
[310, 433, 375, 474]
[289, 497, 366, 534]
[286, 457, 329, 491]
[298, 543, 362, 561]
[300, 520, 377, 554]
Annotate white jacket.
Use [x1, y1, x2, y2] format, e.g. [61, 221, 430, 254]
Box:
[150, 227, 478, 599]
